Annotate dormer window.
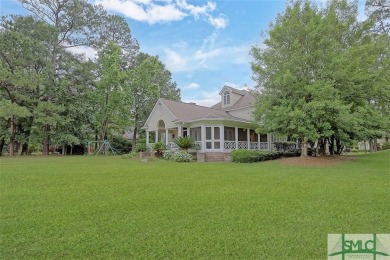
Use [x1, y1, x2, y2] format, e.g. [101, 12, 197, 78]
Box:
[223, 91, 230, 105]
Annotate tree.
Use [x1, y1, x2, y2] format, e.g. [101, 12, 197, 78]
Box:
[127, 53, 180, 148]
[92, 42, 131, 144]
[18, 0, 105, 155]
[365, 0, 390, 42]
[251, 0, 388, 156]
[0, 16, 53, 155]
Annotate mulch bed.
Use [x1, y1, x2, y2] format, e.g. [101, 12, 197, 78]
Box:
[277, 155, 356, 166]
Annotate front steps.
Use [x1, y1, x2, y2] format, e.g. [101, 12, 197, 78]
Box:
[197, 152, 231, 162]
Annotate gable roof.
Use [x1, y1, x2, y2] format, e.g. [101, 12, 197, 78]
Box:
[160, 98, 250, 123]
[211, 89, 256, 111]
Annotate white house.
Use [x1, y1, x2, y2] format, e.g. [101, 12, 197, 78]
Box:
[142, 86, 283, 161]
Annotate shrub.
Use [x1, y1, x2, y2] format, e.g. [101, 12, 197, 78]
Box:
[136, 143, 147, 152]
[232, 149, 299, 163]
[162, 150, 192, 162]
[231, 150, 260, 163]
[110, 136, 132, 154]
[162, 150, 175, 160]
[382, 142, 390, 150]
[173, 151, 193, 162]
[138, 138, 146, 144]
[153, 142, 166, 157]
[121, 151, 138, 159]
[350, 148, 359, 153]
[174, 136, 195, 150]
[274, 141, 297, 152]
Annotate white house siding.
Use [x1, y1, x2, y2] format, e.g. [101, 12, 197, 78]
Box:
[228, 107, 253, 121]
[222, 91, 242, 109]
[144, 101, 177, 132]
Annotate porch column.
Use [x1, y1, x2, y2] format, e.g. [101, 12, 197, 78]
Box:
[178, 126, 182, 137]
[155, 130, 158, 143]
[201, 125, 206, 152]
[258, 133, 260, 150]
[146, 131, 149, 146]
[247, 128, 250, 150]
[220, 125, 224, 152]
[235, 127, 238, 150]
[165, 128, 169, 144]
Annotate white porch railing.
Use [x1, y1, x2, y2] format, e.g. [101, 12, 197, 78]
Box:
[238, 141, 248, 149]
[224, 141, 269, 151]
[259, 142, 269, 150]
[224, 141, 236, 150]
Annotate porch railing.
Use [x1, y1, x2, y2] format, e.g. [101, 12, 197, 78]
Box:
[224, 141, 236, 150]
[259, 142, 269, 150]
[238, 141, 248, 149]
[224, 141, 269, 151]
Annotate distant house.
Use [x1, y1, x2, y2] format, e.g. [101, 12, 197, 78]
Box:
[142, 86, 284, 161]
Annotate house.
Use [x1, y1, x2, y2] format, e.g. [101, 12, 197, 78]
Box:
[142, 85, 283, 162]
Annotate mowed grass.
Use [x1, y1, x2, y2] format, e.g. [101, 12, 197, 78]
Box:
[1, 151, 389, 259]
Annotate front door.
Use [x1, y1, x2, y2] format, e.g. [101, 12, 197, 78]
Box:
[205, 126, 221, 150]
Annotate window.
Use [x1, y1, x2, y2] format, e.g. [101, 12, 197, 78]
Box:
[223, 91, 230, 105]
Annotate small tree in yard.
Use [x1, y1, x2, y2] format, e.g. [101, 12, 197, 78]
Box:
[153, 142, 165, 157]
[174, 136, 195, 151]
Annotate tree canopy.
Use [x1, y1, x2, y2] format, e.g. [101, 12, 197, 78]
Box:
[0, 2, 180, 156]
[251, 0, 390, 156]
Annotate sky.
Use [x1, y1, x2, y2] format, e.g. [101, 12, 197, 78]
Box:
[1, 0, 367, 107]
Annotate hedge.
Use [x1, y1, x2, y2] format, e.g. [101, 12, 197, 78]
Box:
[231, 149, 300, 163]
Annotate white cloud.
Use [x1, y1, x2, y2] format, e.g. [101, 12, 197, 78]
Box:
[164, 35, 251, 73]
[177, 0, 216, 18]
[208, 14, 228, 29]
[164, 49, 189, 72]
[94, 0, 227, 28]
[184, 82, 200, 89]
[183, 90, 220, 107]
[95, 0, 186, 23]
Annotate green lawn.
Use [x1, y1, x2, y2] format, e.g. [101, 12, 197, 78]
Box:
[1, 151, 389, 259]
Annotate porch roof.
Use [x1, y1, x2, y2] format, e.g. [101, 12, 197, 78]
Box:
[160, 98, 251, 123]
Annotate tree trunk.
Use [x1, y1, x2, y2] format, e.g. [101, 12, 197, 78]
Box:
[369, 139, 374, 153]
[42, 124, 50, 155]
[9, 115, 15, 156]
[335, 138, 343, 155]
[301, 137, 308, 157]
[132, 126, 137, 151]
[62, 145, 67, 155]
[70, 145, 73, 155]
[0, 137, 5, 156]
[329, 136, 335, 155]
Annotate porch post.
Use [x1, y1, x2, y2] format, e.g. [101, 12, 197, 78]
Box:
[155, 130, 158, 143]
[146, 131, 149, 146]
[201, 125, 206, 152]
[165, 128, 169, 144]
[247, 128, 250, 150]
[235, 127, 238, 150]
[257, 133, 260, 150]
[220, 125, 224, 152]
[178, 126, 182, 137]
